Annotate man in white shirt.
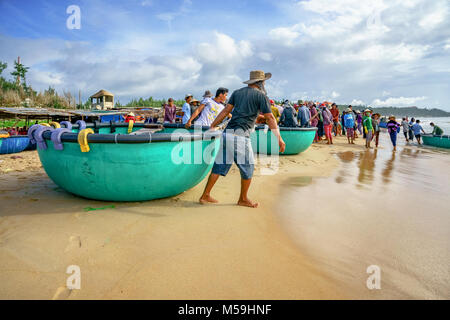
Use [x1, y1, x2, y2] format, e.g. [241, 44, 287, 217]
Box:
[185, 88, 229, 127]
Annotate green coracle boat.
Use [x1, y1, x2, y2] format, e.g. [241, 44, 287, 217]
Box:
[251, 126, 317, 155]
[30, 123, 221, 202]
[422, 134, 450, 149]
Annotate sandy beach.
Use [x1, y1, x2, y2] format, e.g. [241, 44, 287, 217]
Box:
[0, 132, 449, 299]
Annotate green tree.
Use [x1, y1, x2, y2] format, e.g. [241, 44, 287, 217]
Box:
[0, 61, 7, 76]
[10, 59, 30, 88]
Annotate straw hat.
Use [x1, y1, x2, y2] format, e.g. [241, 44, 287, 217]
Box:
[364, 109, 371, 113]
[128, 112, 135, 116]
[243, 70, 272, 84]
[346, 108, 352, 112]
[190, 99, 199, 104]
[389, 114, 395, 120]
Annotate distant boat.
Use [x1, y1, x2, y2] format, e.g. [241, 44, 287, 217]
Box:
[422, 134, 450, 149]
[0, 135, 35, 154]
[251, 126, 317, 155]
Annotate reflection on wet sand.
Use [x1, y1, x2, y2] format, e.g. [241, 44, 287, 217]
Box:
[381, 151, 395, 185]
[278, 135, 450, 299]
[357, 150, 377, 186]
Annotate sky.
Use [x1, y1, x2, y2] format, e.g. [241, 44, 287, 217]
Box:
[0, 0, 449, 110]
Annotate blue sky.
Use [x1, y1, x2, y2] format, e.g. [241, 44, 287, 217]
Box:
[1, 0, 449, 110]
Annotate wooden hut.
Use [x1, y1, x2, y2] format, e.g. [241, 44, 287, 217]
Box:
[90, 89, 114, 110]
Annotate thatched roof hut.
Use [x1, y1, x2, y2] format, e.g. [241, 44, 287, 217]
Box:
[90, 89, 114, 110]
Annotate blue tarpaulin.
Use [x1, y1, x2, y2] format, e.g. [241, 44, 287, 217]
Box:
[100, 115, 124, 122]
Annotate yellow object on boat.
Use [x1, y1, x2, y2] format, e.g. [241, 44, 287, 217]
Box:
[77, 128, 94, 153]
[40, 123, 51, 127]
[49, 121, 61, 128]
[0, 133, 10, 138]
[128, 120, 134, 134]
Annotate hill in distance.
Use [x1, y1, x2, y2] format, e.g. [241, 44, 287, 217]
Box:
[336, 105, 450, 117]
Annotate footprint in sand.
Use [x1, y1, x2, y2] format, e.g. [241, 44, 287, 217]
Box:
[64, 235, 82, 252]
[52, 286, 72, 300]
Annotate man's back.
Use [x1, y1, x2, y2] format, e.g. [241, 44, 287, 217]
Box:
[280, 106, 297, 127]
[433, 125, 443, 135]
[226, 87, 271, 134]
[412, 123, 422, 135]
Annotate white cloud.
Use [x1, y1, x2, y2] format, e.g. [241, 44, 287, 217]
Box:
[195, 32, 252, 64]
[350, 99, 365, 106]
[269, 27, 300, 46]
[331, 91, 340, 98]
[258, 52, 272, 61]
[141, 0, 153, 7]
[418, 2, 448, 30]
[372, 96, 427, 107]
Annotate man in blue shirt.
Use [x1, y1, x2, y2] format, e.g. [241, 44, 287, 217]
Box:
[297, 102, 311, 127]
[411, 119, 425, 144]
[181, 94, 193, 125]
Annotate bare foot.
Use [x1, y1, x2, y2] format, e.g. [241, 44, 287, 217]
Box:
[237, 199, 259, 208]
[199, 195, 218, 204]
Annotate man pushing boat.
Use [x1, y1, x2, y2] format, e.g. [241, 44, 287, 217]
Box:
[199, 70, 285, 208]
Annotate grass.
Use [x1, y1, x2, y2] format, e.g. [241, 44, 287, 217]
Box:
[0, 119, 48, 129]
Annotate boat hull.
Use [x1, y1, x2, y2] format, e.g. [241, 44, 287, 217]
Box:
[0, 136, 32, 154]
[37, 137, 220, 202]
[422, 134, 450, 149]
[251, 127, 317, 155]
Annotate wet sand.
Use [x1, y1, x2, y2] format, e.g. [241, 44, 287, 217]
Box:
[0, 132, 448, 299]
[278, 133, 450, 299]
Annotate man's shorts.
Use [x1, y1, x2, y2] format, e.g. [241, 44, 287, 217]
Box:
[415, 134, 421, 139]
[346, 127, 354, 137]
[211, 131, 255, 180]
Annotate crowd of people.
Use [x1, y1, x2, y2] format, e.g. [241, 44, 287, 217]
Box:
[118, 89, 447, 154]
[2, 126, 28, 136]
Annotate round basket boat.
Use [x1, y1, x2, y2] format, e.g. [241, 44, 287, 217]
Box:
[422, 134, 450, 149]
[29, 122, 221, 202]
[251, 126, 317, 155]
[0, 135, 35, 154]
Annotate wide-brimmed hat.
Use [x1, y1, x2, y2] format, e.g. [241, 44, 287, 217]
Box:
[243, 70, 272, 84]
[203, 90, 212, 98]
[190, 99, 199, 104]
[346, 108, 352, 112]
[364, 109, 371, 113]
[128, 112, 135, 116]
[356, 110, 361, 113]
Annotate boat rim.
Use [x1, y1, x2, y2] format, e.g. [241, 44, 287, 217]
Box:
[37, 124, 221, 144]
[422, 133, 450, 139]
[254, 125, 318, 132]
